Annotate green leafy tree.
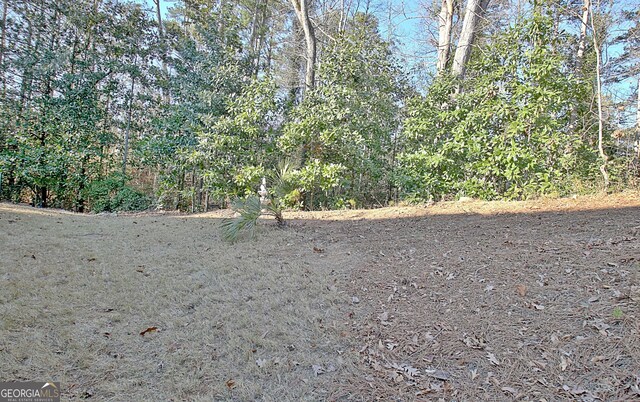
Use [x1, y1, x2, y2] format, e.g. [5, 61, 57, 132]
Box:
[196, 77, 281, 202]
[279, 13, 408, 209]
[399, 9, 598, 201]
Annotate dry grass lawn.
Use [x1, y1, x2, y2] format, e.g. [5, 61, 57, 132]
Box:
[1, 192, 640, 401]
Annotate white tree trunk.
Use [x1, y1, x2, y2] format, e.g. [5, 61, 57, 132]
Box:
[436, 0, 454, 74]
[154, 0, 170, 103]
[636, 78, 640, 159]
[290, 0, 316, 93]
[0, 0, 8, 96]
[451, 0, 490, 79]
[576, 0, 590, 65]
[590, 5, 609, 188]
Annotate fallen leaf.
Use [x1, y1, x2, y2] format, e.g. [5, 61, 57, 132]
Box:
[139, 326, 158, 336]
[590, 319, 611, 335]
[462, 333, 486, 349]
[313, 247, 325, 253]
[256, 358, 267, 368]
[563, 384, 588, 396]
[502, 387, 518, 396]
[425, 369, 451, 381]
[392, 363, 420, 378]
[312, 364, 325, 376]
[560, 355, 570, 371]
[470, 368, 479, 380]
[403, 365, 419, 378]
[392, 372, 403, 383]
[531, 302, 545, 310]
[516, 284, 527, 297]
[487, 352, 500, 366]
[351, 296, 360, 304]
[429, 382, 443, 392]
[225, 379, 237, 389]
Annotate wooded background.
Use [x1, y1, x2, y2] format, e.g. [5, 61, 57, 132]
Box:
[0, 0, 638, 212]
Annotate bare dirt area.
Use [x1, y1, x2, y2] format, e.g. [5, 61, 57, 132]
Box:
[1, 192, 640, 401]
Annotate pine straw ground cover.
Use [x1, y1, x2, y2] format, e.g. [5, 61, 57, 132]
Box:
[1, 192, 640, 401]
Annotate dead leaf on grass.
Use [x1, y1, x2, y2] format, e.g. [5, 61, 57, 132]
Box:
[462, 333, 486, 350]
[378, 311, 391, 325]
[256, 358, 267, 368]
[429, 382, 443, 392]
[312, 247, 325, 253]
[589, 319, 611, 336]
[516, 284, 527, 297]
[392, 363, 420, 378]
[391, 372, 403, 383]
[560, 355, 570, 371]
[424, 368, 451, 381]
[562, 384, 589, 396]
[502, 387, 518, 396]
[139, 326, 158, 336]
[225, 379, 237, 389]
[487, 352, 500, 366]
[312, 364, 325, 376]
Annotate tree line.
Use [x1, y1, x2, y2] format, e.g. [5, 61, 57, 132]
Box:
[0, 0, 638, 212]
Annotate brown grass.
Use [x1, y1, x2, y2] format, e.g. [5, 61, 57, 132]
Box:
[1, 191, 640, 401]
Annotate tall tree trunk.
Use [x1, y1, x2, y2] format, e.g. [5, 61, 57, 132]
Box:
[249, 0, 261, 75]
[590, 5, 608, 189]
[451, 0, 490, 79]
[290, 0, 316, 93]
[122, 75, 135, 177]
[0, 0, 8, 96]
[576, 0, 590, 66]
[436, 0, 454, 75]
[153, 0, 170, 103]
[635, 77, 639, 161]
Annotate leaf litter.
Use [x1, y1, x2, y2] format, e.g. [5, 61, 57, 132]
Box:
[3, 193, 640, 401]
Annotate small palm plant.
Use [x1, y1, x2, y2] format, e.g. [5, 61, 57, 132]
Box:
[220, 171, 287, 242]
